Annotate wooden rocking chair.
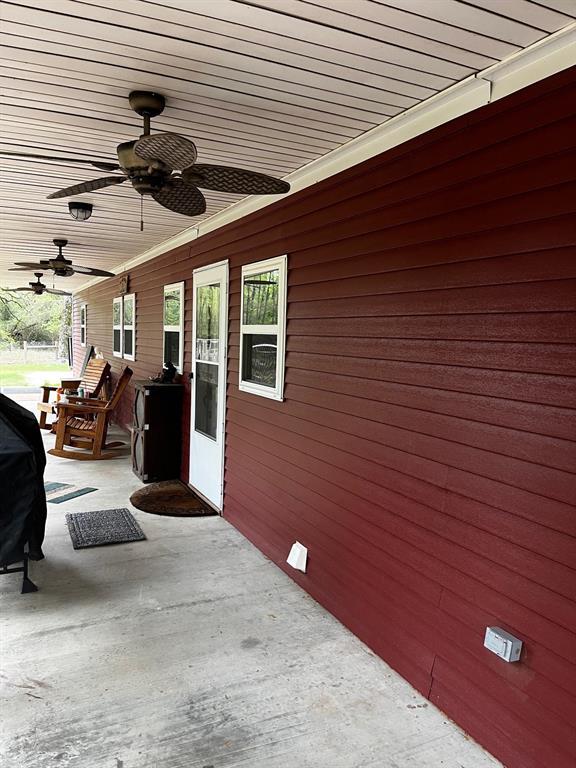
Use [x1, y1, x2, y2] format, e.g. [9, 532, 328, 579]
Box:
[37, 358, 111, 430]
[48, 367, 133, 460]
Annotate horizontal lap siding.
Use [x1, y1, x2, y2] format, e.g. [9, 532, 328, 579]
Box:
[75, 68, 576, 768]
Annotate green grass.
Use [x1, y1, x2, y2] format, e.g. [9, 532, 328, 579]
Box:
[0, 362, 71, 387]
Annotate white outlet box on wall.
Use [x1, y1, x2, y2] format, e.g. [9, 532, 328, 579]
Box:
[484, 627, 522, 662]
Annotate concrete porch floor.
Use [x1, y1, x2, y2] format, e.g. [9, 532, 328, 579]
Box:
[0, 418, 502, 768]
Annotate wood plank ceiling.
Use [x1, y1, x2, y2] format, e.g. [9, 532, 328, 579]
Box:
[1, 0, 574, 290]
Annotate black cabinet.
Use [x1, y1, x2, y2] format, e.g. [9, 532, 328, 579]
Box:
[131, 381, 184, 483]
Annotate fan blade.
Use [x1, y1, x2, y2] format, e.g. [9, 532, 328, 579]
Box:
[0, 150, 119, 171]
[11, 262, 49, 270]
[45, 288, 72, 296]
[183, 164, 290, 195]
[152, 178, 206, 216]
[70, 265, 115, 277]
[92, 162, 122, 172]
[47, 176, 126, 199]
[10, 261, 112, 277]
[8, 287, 34, 292]
[134, 133, 197, 171]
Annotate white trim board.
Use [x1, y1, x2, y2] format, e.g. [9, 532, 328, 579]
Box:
[76, 23, 576, 293]
[480, 22, 576, 102]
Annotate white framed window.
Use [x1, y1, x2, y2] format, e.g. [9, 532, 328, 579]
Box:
[163, 282, 184, 372]
[239, 255, 287, 401]
[112, 297, 122, 357]
[79, 303, 87, 347]
[123, 293, 135, 361]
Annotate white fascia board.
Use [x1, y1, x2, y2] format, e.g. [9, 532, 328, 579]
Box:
[75, 24, 576, 294]
[480, 22, 576, 102]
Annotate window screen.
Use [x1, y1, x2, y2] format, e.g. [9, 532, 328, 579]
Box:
[163, 283, 184, 370]
[239, 256, 287, 401]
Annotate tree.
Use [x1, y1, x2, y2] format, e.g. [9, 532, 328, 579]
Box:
[0, 290, 70, 346]
[57, 296, 72, 359]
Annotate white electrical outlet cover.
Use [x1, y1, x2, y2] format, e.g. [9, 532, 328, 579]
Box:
[484, 626, 522, 662]
[287, 541, 307, 572]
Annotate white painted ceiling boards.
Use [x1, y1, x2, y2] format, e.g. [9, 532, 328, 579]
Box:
[1, 0, 575, 289]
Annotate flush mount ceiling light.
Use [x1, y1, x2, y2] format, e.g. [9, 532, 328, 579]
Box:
[68, 201, 93, 221]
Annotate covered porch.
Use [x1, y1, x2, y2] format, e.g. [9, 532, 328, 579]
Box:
[1, 421, 499, 768]
[1, 3, 575, 767]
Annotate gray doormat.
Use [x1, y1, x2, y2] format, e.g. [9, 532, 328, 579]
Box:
[65, 508, 146, 549]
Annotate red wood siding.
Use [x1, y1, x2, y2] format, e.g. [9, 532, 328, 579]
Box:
[75, 67, 576, 768]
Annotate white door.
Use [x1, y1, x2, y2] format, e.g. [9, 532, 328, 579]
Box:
[189, 261, 228, 510]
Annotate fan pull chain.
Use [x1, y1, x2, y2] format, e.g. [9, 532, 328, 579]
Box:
[140, 194, 144, 232]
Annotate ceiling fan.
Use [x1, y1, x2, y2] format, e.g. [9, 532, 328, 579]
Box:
[0, 92, 291, 217]
[6, 273, 71, 297]
[9, 239, 115, 278]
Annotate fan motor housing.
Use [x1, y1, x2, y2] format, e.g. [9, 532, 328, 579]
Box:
[117, 140, 171, 194]
[30, 274, 45, 292]
[49, 259, 74, 277]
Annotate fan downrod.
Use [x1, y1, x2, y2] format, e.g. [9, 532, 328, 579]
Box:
[52, 238, 72, 267]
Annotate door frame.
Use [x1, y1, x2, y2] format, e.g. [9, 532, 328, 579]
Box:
[188, 259, 229, 512]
